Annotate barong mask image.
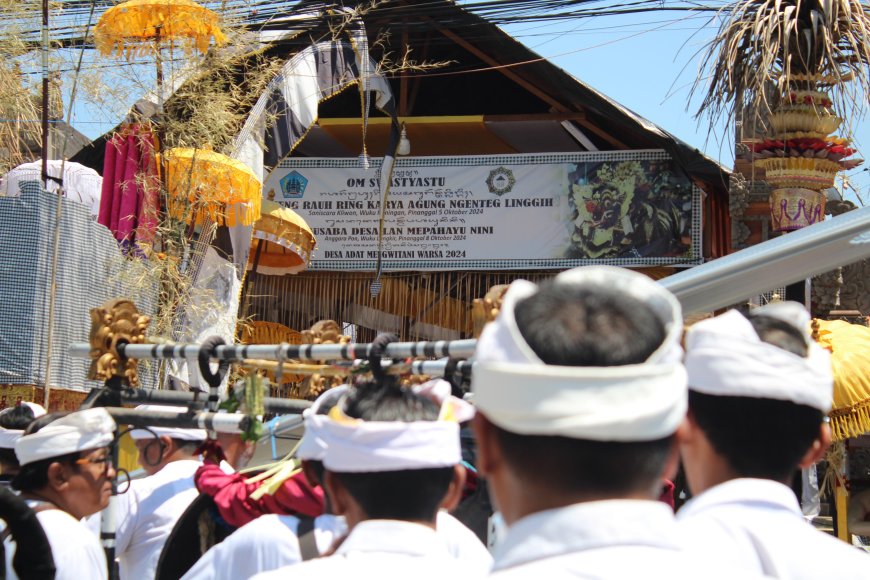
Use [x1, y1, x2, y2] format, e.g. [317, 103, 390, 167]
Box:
[567, 160, 692, 259]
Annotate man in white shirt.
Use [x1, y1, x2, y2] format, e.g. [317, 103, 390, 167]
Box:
[6, 407, 116, 580]
[184, 386, 491, 579]
[113, 405, 206, 580]
[678, 302, 870, 578]
[253, 351, 477, 580]
[470, 266, 721, 578]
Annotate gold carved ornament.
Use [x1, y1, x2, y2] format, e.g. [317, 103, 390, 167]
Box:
[471, 285, 510, 338]
[294, 320, 352, 400]
[88, 299, 151, 387]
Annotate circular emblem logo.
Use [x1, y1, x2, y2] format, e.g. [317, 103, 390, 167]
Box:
[486, 167, 515, 196]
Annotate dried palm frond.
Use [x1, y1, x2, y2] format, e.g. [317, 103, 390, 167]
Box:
[0, 1, 45, 173]
[692, 0, 870, 131]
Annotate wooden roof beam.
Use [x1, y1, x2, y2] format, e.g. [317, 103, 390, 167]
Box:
[425, 18, 574, 114]
[483, 113, 586, 122]
[320, 114, 588, 124]
[573, 118, 629, 150]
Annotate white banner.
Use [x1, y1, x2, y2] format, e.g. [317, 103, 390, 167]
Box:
[265, 152, 701, 271]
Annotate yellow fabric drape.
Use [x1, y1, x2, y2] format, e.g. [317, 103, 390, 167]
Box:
[815, 319, 870, 441]
[159, 147, 262, 226]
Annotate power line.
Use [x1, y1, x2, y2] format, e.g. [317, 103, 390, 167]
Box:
[10, 0, 727, 45]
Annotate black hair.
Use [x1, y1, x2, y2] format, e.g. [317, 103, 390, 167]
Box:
[10, 413, 81, 492]
[744, 314, 809, 358]
[342, 374, 440, 422]
[491, 279, 673, 497]
[0, 405, 39, 470]
[688, 311, 823, 481]
[493, 427, 674, 496]
[513, 280, 666, 366]
[0, 449, 18, 469]
[307, 460, 325, 486]
[11, 452, 82, 492]
[172, 438, 203, 456]
[332, 374, 455, 521]
[0, 405, 37, 431]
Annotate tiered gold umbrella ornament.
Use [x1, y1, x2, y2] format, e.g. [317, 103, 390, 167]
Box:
[692, 0, 870, 542]
[694, 0, 870, 230]
[748, 87, 862, 230]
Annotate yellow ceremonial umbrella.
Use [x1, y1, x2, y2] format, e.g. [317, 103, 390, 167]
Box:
[158, 147, 262, 226]
[249, 200, 317, 275]
[94, 0, 226, 57]
[814, 319, 870, 441]
[94, 0, 226, 104]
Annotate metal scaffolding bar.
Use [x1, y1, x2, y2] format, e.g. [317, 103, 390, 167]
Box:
[118, 388, 312, 414]
[108, 408, 253, 434]
[69, 339, 478, 363]
[661, 204, 870, 313]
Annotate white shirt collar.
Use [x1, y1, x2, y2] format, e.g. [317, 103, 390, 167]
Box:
[337, 520, 448, 558]
[493, 500, 681, 571]
[677, 478, 801, 520]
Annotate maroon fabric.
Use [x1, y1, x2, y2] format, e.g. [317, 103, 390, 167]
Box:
[98, 125, 159, 251]
[462, 467, 478, 502]
[194, 462, 325, 528]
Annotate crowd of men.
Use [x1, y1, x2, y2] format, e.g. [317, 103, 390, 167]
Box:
[1, 265, 869, 579]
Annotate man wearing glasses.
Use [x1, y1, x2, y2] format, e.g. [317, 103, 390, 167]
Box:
[6, 407, 116, 580]
[115, 405, 207, 580]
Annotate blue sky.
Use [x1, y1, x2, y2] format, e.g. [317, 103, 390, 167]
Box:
[499, 11, 868, 205]
[62, 6, 868, 205]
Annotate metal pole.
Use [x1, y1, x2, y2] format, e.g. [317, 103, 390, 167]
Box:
[40, 0, 49, 187]
[118, 387, 312, 414]
[106, 408, 253, 433]
[238, 358, 473, 378]
[39, 0, 53, 410]
[102, 454, 119, 580]
[68, 339, 478, 363]
[660, 204, 870, 313]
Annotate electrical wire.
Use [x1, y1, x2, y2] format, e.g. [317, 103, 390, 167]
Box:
[13, 0, 729, 46]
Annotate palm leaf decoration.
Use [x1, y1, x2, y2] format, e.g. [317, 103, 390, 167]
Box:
[693, 0, 870, 129]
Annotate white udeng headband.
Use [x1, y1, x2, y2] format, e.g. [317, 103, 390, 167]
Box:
[15, 407, 116, 466]
[297, 385, 350, 461]
[0, 430, 22, 450]
[472, 266, 688, 442]
[684, 309, 833, 412]
[314, 379, 471, 472]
